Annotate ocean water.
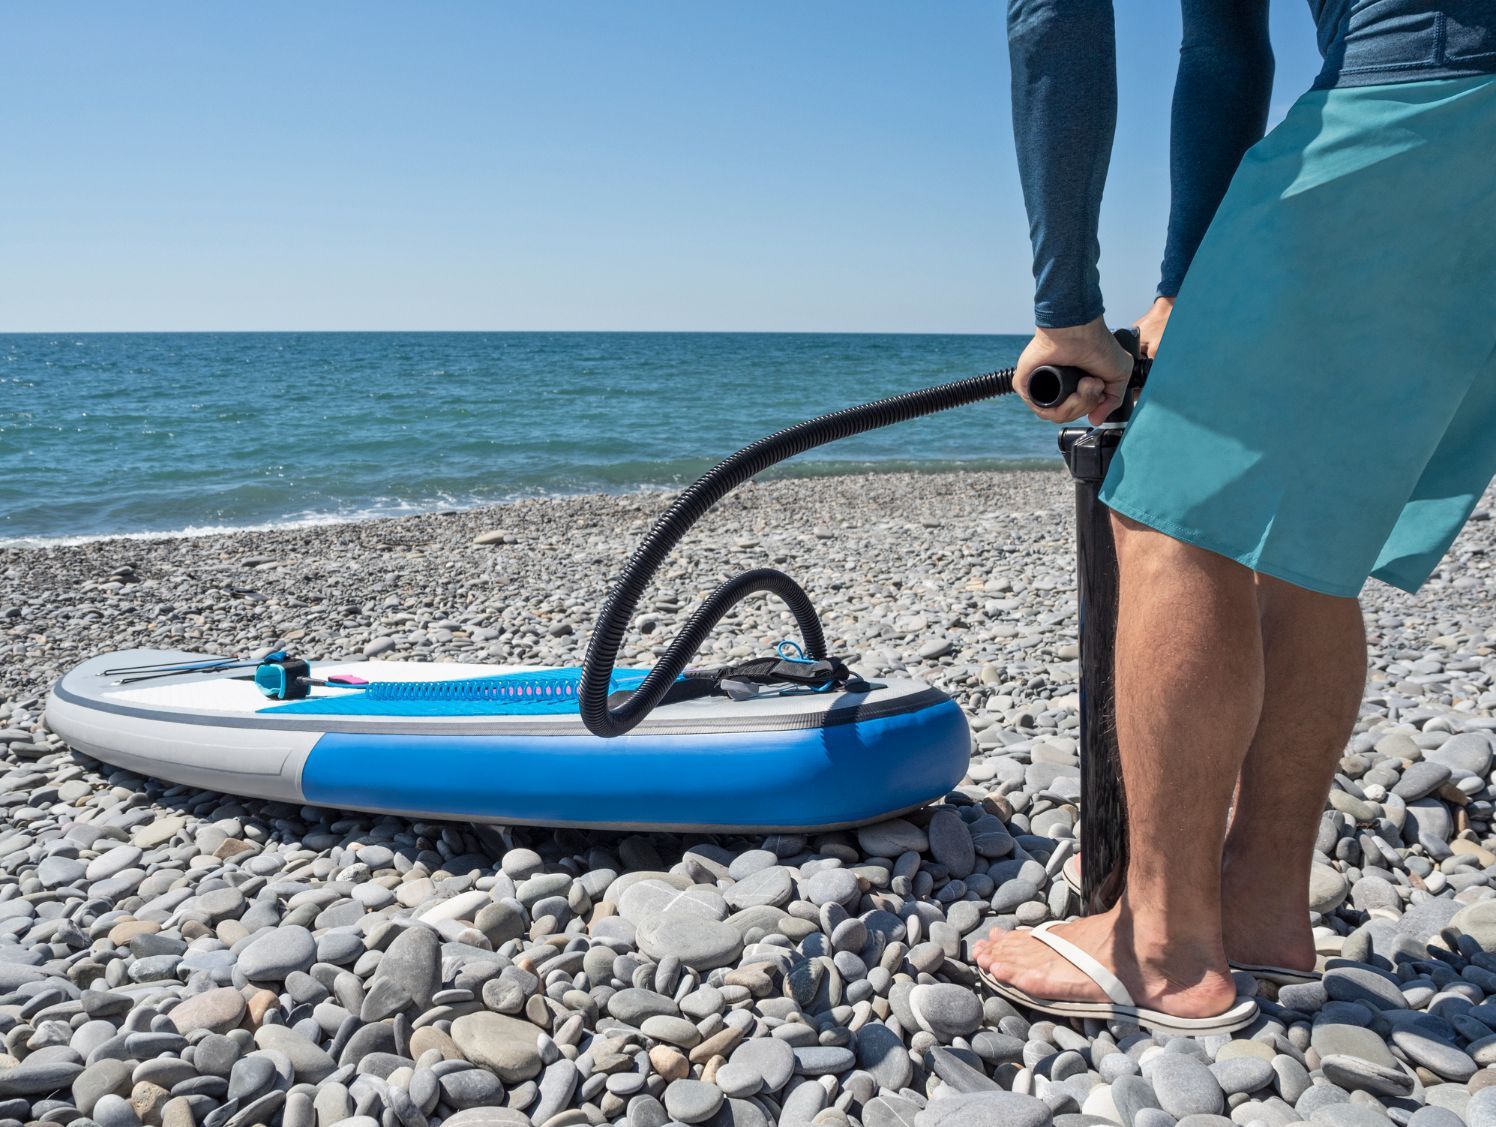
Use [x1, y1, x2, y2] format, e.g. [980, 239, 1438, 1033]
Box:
[1, 332, 1062, 543]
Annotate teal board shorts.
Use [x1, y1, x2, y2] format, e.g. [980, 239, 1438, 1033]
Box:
[1100, 74, 1496, 598]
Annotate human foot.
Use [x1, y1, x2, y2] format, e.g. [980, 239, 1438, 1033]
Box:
[971, 909, 1250, 1032]
[1060, 853, 1318, 979]
[1221, 865, 1318, 977]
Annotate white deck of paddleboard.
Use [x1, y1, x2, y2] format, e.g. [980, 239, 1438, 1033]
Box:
[109, 661, 537, 714]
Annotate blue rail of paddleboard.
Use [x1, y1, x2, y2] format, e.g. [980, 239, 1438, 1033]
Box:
[298, 699, 970, 828]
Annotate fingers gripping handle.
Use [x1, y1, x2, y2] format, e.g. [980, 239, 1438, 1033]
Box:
[1027, 330, 1147, 412]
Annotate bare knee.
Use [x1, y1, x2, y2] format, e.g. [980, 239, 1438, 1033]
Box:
[1254, 571, 1360, 615]
[1110, 510, 1250, 587]
[1254, 572, 1366, 649]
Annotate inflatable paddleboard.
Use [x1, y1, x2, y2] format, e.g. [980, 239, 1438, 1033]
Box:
[47, 649, 971, 832]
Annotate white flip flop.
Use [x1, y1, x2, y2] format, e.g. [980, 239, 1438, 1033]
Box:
[1060, 853, 1084, 896]
[976, 921, 1260, 1036]
[1227, 961, 1320, 986]
[1056, 856, 1320, 986]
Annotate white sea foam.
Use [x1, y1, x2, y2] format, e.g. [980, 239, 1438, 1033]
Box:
[0, 500, 446, 549]
[0, 487, 676, 549]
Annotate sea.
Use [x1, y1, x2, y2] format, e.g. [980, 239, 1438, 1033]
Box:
[1, 332, 1064, 545]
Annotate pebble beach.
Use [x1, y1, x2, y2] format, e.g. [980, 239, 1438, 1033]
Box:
[4, 468, 1496, 1127]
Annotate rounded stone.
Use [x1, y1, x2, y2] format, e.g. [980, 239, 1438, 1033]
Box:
[928, 807, 977, 879]
[1466, 1087, 1496, 1127]
[73, 1059, 134, 1117]
[908, 983, 983, 1039]
[853, 1022, 914, 1091]
[0, 1058, 85, 1097]
[1309, 865, 1350, 914]
[663, 1079, 724, 1124]
[912, 1091, 1054, 1127]
[168, 987, 246, 1035]
[439, 1068, 505, 1109]
[724, 867, 794, 911]
[1428, 731, 1494, 775]
[641, 1015, 703, 1049]
[713, 1063, 763, 1099]
[638, 914, 743, 971]
[1324, 967, 1405, 1011]
[451, 1012, 544, 1083]
[1451, 901, 1496, 952]
[1110, 1074, 1161, 1125]
[1148, 1053, 1224, 1118]
[856, 818, 929, 856]
[609, 988, 679, 1024]
[254, 1023, 336, 1082]
[37, 855, 87, 889]
[793, 1046, 856, 1076]
[362, 923, 441, 1018]
[1209, 1056, 1273, 1096]
[87, 845, 144, 882]
[729, 1037, 796, 1092]
[130, 1080, 170, 1124]
[805, 868, 861, 908]
[236, 925, 317, 981]
[93, 1093, 141, 1127]
[1319, 1054, 1414, 1098]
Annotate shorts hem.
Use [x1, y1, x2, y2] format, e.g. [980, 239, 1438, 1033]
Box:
[1366, 564, 1427, 596]
[1099, 491, 1367, 599]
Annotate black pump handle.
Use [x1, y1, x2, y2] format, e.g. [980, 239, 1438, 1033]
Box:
[1026, 364, 1087, 409]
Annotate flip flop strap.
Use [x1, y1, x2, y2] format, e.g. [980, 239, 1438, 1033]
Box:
[1029, 922, 1134, 1008]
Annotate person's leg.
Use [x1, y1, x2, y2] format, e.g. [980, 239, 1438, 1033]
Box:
[1221, 575, 1365, 970]
[1059, 579, 1364, 949]
[974, 514, 1258, 1018]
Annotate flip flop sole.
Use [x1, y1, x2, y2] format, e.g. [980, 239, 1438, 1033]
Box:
[1230, 961, 1320, 985]
[976, 967, 1260, 1037]
[1060, 856, 1083, 896]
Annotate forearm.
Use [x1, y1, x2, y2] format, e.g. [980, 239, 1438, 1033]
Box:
[1008, 0, 1117, 328]
[1158, 0, 1274, 297]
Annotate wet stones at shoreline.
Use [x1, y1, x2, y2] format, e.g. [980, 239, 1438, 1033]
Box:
[2, 472, 1496, 1125]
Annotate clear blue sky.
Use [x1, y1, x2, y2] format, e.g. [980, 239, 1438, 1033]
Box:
[1, 3, 1324, 333]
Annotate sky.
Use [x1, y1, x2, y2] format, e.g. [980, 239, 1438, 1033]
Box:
[0, 3, 1326, 333]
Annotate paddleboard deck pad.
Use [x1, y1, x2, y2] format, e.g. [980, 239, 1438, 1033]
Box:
[47, 649, 971, 831]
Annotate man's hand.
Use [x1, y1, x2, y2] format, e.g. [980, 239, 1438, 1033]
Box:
[1133, 295, 1175, 358]
[1013, 317, 1134, 426]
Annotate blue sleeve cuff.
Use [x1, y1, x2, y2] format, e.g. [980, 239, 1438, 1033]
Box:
[1034, 303, 1105, 330]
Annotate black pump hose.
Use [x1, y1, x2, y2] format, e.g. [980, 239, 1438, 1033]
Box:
[578, 362, 1086, 738]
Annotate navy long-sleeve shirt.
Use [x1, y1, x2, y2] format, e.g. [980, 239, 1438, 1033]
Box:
[1009, 0, 1496, 328]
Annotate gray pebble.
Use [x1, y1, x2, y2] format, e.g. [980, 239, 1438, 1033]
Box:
[853, 1023, 913, 1091]
[913, 1090, 1054, 1127]
[908, 984, 982, 1040]
[793, 1046, 856, 1076]
[1147, 1053, 1223, 1118]
[805, 868, 861, 908]
[236, 924, 317, 981]
[730, 1037, 796, 1092]
[663, 1079, 724, 1124]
